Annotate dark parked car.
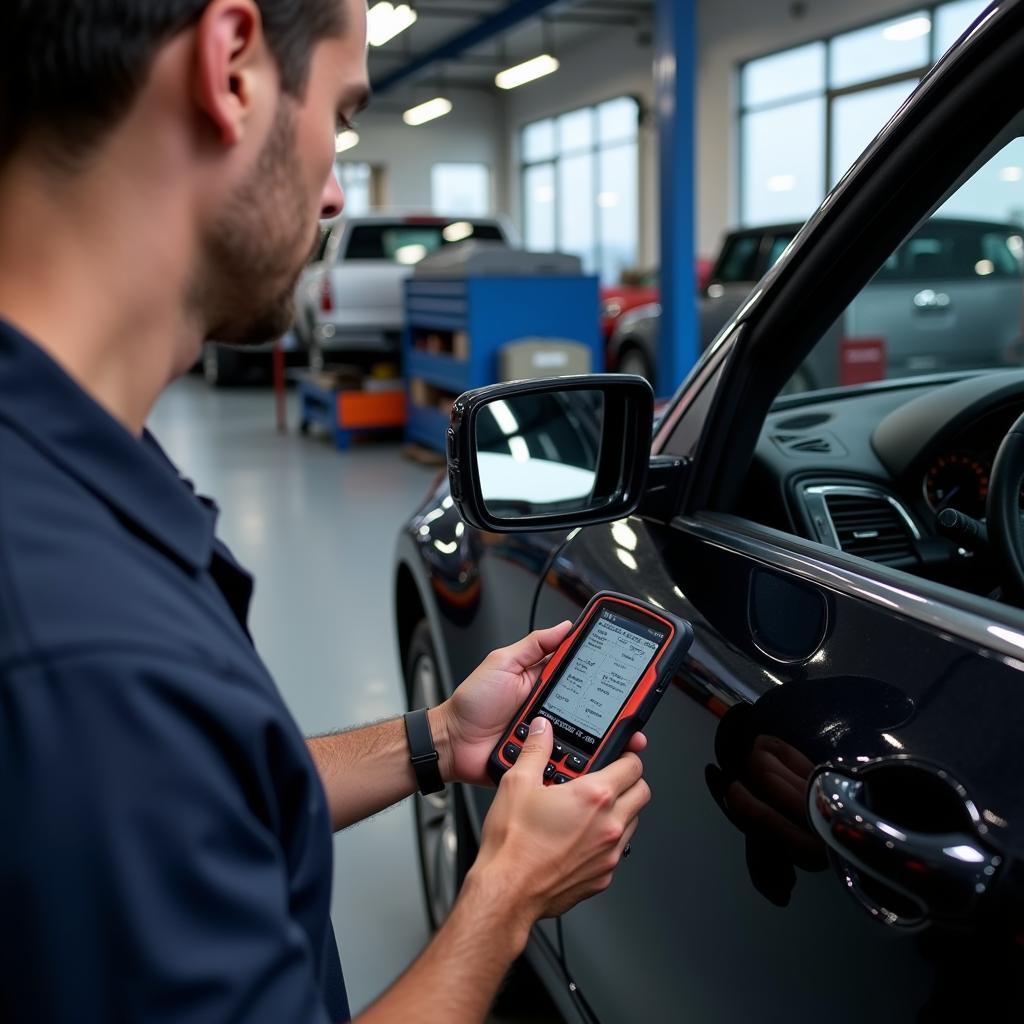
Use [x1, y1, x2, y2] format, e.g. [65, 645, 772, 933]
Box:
[395, 4, 1024, 1020]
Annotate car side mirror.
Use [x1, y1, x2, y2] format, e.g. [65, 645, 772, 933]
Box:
[446, 374, 654, 533]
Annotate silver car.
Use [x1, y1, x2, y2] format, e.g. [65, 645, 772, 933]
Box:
[610, 217, 1024, 391]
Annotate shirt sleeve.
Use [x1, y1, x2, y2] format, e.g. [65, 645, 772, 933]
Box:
[0, 647, 334, 1024]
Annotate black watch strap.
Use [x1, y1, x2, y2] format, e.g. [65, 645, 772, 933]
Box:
[404, 709, 445, 795]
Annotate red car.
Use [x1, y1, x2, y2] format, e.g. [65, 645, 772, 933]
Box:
[600, 259, 714, 354]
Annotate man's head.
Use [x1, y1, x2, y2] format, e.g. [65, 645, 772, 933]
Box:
[0, 0, 369, 348]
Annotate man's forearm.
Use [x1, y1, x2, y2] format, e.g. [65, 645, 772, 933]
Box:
[307, 708, 453, 831]
[355, 867, 529, 1024]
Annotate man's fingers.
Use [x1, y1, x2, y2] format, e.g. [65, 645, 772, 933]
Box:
[510, 716, 554, 782]
[498, 621, 572, 671]
[625, 731, 648, 753]
[617, 817, 640, 858]
[585, 751, 643, 798]
[614, 777, 651, 822]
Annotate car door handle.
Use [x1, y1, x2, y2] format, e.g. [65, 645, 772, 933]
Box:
[913, 289, 952, 311]
[808, 764, 1002, 929]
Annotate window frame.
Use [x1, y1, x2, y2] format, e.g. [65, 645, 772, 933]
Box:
[737, 0, 989, 226]
[519, 96, 641, 281]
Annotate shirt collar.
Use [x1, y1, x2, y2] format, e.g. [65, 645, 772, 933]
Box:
[0, 319, 217, 572]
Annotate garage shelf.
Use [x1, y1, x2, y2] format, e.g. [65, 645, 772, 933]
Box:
[296, 372, 406, 451]
[403, 274, 601, 452]
[405, 403, 451, 451]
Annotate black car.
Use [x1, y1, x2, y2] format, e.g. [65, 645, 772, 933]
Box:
[394, 4, 1024, 1020]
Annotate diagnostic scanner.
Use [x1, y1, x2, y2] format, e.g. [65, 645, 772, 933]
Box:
[488, 591, 693, 785]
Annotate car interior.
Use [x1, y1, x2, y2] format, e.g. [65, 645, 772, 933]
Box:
[731, 119, 1024, 602]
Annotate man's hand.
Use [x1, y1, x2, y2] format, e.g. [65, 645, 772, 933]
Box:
[435, 623, 647, 786]
[468, 717, 651, 937]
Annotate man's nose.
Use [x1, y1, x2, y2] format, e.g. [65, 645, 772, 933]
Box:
[321, 169, 344, 220]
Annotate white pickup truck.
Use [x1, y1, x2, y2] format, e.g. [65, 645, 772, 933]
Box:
[294, 213, 513, 370]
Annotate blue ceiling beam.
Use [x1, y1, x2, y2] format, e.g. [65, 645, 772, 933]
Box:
[372, 0, 577, 95]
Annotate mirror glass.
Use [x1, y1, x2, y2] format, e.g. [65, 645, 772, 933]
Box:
[474, 390, 605, 520]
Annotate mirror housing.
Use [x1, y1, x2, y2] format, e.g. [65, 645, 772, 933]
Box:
[446, 374, 654, 533]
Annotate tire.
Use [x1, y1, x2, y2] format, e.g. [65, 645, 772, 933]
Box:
[203, 344, 241, 387]
[405, 620, 475, 930]
[617, 342, 654, 382]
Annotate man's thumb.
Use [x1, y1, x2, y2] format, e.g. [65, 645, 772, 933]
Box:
[515, 716, 554, 778]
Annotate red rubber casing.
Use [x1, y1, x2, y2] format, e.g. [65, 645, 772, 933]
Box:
[487, 591, 693, 785]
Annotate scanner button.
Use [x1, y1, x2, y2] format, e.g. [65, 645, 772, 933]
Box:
[553, 773, 572, 785]
[502, 743, 521, 764]
[566, 753, 588, 773]
[543, 763, 557, 781]
[514, 722, 530, 742]
[551, 743, 566, 762]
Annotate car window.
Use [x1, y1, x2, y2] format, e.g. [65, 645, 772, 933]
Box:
[783, 135, 1024, 395]
[715, 235, 761, 283]
[766, 233, 797, 270]
[342, 222, 505, 264]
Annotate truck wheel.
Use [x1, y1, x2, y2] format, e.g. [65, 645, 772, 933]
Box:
[203, 345, 241, 387]
[405, 621, 475, 930]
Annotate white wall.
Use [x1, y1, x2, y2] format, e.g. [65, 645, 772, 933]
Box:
[502, 28, 659, 268]
[343, 88, 504, 214]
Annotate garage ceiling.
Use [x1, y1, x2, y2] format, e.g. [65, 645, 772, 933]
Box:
[368, 0, 654, 95]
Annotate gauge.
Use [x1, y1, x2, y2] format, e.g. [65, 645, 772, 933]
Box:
[924, 452, 989, 519]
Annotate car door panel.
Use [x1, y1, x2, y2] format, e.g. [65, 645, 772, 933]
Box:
[534, 513, 1022, 1022]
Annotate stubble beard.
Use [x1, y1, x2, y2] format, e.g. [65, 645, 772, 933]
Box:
[195, 101, 320, 348]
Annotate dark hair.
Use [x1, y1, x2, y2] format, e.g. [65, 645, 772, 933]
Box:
[0, 0, 346, 167]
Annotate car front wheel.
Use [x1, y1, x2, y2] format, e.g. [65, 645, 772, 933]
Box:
[405, 620, 474, 930]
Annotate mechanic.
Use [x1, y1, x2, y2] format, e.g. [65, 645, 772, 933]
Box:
[0, 1, 650, 1022]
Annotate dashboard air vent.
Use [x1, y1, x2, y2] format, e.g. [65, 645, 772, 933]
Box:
[822, 492, 915, 565]
[772, 432, 845, 456]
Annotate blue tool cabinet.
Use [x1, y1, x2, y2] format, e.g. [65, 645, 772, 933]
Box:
[403, 274, 602, 451]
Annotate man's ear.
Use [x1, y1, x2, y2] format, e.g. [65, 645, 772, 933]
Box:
[193, 0, 269, 147]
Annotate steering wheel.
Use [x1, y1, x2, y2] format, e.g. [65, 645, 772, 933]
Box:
[987, 410, 1024, 600]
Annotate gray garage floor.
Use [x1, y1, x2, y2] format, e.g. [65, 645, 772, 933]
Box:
[151, 376, 437, 1015]
[150, 376, 560, 1021]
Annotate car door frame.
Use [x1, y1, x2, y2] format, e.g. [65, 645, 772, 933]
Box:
[659, 0, 1024, 530]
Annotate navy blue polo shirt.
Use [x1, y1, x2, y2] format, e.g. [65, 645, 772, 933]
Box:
[0, 321, 349, 1023]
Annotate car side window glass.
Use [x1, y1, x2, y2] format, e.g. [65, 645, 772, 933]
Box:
[715, 236, 761, 283]
[782, 135, 1024, 397]
[766, 233, 796, 270]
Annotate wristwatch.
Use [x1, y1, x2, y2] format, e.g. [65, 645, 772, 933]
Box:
[403, 708, 445, 795]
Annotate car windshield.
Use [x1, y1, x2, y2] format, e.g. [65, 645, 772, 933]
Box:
[784, 133, 1024, 395]
[343, 222, 506, 265]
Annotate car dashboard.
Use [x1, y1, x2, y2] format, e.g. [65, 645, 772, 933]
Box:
[743, 370, 1024, 596]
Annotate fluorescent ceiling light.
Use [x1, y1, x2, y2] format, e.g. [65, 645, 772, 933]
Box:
[1000, 165, 1024, 182]
[882, 16, 931, 42]
[335, 130, 359, 153]
[395, 243, 428, 265]
[367, 2, 417, 47]
[403, 97, 453, 126]
[767, 174, 796, 192]
[443, 221, 474, 243]
[495, 54, 560, 90]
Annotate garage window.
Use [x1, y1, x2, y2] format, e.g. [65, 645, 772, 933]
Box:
[739, 0, 990, 228]
[431, 163, 491, 217]
[520, 97, 640, 284]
